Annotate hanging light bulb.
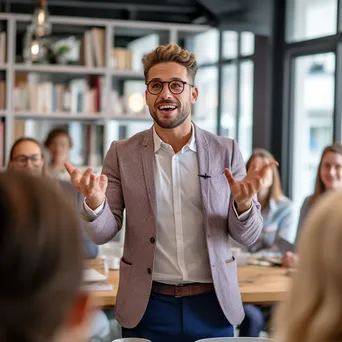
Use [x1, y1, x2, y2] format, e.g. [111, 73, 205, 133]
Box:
[32, 0, 51, 37]
[30, 33, 44, 62]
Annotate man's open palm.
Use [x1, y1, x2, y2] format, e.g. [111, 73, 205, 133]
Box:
[65, 162, 108, 210]
[224, 161, 278, 212]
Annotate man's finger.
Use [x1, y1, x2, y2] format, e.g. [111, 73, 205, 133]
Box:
[88, 173, 97, 191]
[99, 174, 108, 191]
[79, 168, 94, 192]
[224, 168, 238, 187]
[65, 162, 76, 175]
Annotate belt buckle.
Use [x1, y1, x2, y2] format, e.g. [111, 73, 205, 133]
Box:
[175, 283, 184, 298]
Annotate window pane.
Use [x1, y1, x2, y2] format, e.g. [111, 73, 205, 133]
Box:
[286, 0, 337, 42]
[238, 60, 254, 161]
[291, 53, 335, 212]
[187, 29, 219, 65]
[193, 66, 218, 133]
[221, 64, 237, 140]
[241, 32, 255, 56]
[222, 31, 238, 59]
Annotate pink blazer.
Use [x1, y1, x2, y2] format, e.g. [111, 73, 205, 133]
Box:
[85, 124, 263, 328]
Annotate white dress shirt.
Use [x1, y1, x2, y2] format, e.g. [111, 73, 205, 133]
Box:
[84, 125, 251, 285]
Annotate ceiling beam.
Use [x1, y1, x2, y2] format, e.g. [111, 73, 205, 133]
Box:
[8, 0, 198, 14]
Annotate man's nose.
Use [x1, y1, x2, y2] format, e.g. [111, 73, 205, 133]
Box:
[159, 83, 173, 99]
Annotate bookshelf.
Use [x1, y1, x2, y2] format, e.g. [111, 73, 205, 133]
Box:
[0, 12, 210, 168]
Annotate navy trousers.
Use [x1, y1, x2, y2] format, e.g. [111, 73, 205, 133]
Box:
[122, 290, 233, 342]
[239, 304, 266, 337]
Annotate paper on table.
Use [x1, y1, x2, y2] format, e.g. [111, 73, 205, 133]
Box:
[83, 268, 108, 283]
[81, 283, 113, 292]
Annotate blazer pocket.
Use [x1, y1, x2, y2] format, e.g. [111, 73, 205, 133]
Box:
[225, 256, 235, 264]
[120, 257, 132, 267]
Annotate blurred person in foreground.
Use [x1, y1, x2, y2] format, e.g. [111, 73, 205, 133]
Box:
[44, 127, 73, 181]
[282, 143, 342, 269]
[274, 190, 342, 342]
[0, 171, 89, 342]
[239, 148, 295, 337]
[7, 137, 111, 341]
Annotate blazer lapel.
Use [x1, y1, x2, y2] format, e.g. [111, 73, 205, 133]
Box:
[142, 128, 157, 217]
[194, 124, 210, 219]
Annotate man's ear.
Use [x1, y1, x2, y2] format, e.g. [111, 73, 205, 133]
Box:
[65, 293, 91, 328]
[191, 86, 198, 104]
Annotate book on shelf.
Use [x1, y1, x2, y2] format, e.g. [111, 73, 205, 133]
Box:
[0, 31, 6, 64]
[111, 48, 132, 70]
[0, 80, 5, 110]
[79, 28, 105, 68]
[0, 121, 4, 167]
[14, 76, 105, 114]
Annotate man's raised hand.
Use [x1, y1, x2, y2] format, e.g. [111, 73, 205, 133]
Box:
[65, 162, 108, 210]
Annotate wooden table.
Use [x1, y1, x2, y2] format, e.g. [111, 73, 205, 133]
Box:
[90, 265, 291, 307]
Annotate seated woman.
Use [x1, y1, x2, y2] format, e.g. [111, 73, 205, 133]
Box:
[7, 137, 111, 341]
[239, 148, 295, 337]
[274, 190, 342, 342]
[246, 148, 295, 254]
[7, 137, 98, 259]
[44, 127, 73, 181]
[0, 171, 89, 342]
[282, 143, 342, 268]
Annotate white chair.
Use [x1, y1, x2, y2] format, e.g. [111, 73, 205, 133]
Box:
[195, 338, 275, 342]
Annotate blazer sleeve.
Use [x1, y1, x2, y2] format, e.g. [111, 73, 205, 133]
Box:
[227, 140, 263, 246]
[83, 141, 125, 245]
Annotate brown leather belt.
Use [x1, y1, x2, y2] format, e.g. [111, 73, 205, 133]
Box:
[151, 281, 214, 297]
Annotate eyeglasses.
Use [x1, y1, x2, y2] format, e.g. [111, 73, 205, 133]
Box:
[146, 80, 194, 95]
[11, 154, 43, 166]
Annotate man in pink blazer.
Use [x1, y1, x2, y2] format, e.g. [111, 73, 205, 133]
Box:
[66, 44, 271, 342]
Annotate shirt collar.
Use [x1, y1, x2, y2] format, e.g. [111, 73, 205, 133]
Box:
[153, 123, 197, 153]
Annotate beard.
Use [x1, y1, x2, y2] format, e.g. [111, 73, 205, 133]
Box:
[148, 101, 191, 129]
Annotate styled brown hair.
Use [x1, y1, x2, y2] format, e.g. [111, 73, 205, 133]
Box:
[310, 143, 342, 207]
[8, 137, 49, 177]
[44, 127, 72, 148]
[246, 148, 284, 209]
[0, 171, 83, 342]
[142, 43, 198, 82]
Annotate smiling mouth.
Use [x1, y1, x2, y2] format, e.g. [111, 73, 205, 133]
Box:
[157, 104, 178, 112]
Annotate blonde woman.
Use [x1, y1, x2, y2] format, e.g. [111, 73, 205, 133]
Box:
[283, 143, 342, 268]
[274, 190, 342, 342]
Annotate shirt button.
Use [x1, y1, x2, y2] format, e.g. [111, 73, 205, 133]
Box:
[150, 237, 156, 244]
[147, 268, 152, 275]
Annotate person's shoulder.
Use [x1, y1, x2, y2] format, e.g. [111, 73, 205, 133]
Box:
[109, 128, 152, 150]
[302, 195, 313, 207]
[195, 125, 235, 147]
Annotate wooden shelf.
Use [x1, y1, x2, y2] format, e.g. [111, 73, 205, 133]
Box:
[111, 69, 144, 80]
[108, 114, 151, 121]
[15, 111, 108, 120]
[14, 111, 152, 121]
[14, 64, 108, 75]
